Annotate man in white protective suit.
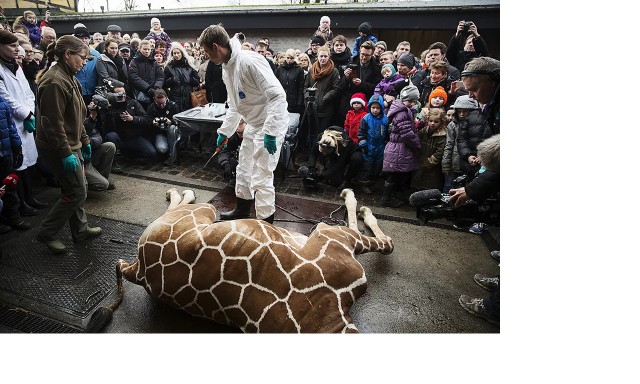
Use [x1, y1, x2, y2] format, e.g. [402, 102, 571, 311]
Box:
[198, 24, 288, 224]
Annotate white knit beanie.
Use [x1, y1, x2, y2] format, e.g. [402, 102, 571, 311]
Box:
[151, 17, 160, 26]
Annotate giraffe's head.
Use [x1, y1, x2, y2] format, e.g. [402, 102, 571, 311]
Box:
[318, 127, 346, 157]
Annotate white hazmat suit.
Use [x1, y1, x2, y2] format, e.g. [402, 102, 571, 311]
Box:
[216, 37, 288, 220]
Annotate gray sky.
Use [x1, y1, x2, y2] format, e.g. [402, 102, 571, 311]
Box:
[77, 0, 294, 13]
[78, 0, 264, 12]
[77, 0, 412, 12]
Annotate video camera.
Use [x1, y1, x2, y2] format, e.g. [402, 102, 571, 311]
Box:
[92, 84, 127, 113]
[305, 87, 317, 104]
[412, 175, 499, 227]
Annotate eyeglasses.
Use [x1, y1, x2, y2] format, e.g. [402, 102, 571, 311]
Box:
[360, 52, 372, 57]
[74, 53, 89, 60]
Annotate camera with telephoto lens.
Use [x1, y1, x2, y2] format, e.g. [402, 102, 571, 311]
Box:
[416, 175, 499, 227]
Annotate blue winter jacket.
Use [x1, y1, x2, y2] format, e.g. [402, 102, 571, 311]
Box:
[352, 34, 378, 58]
[357, 94, 388, 164]
[75, 47, 100, 98]
[0, 96, 22, 157]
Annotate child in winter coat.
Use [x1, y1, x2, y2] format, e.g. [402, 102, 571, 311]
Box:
[357, 94, 388, 192]
[374, 64, 405, 110]
[145, 17, 173, 58]
[441, 95, 479, 192]
[352, 22, 378, 59]
[381, 84, 421, 207]
[411, 108, 448, 192]
[427, 86, 448, 110]
[343, 92, 368, 144]
[15, 11, 41, 46]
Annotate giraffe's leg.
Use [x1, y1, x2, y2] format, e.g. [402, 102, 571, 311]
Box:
[340, 188, 359, 231]
[166, 188, 181, 210]
[358, 206, 394, 255]
[180, 189, 196, 205]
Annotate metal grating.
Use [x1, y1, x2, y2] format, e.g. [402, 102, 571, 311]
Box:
[0, 215, 144, 331]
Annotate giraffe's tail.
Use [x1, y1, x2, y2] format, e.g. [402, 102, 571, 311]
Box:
[85, 260, 128, 333]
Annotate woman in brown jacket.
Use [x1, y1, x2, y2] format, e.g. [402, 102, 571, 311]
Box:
[35, 35, 102, 254]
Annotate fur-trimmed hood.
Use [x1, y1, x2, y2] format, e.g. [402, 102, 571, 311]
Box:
[477, 134, 499, 173]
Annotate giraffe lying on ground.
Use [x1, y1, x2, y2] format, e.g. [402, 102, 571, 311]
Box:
[98, 188, 393, 333]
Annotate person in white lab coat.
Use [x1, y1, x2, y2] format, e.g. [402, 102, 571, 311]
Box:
[198, 24, 288, 224]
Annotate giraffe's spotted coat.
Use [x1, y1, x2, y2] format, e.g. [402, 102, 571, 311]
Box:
[118, 189, 393, 333]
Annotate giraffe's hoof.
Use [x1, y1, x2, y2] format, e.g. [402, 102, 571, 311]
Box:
[182, 190, 196, 204]
[358, 206, 372, 219]
[340, 188, 355, 199]
[166, 188, 178, 201]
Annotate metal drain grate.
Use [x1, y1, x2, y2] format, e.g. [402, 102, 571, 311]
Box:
[0, 215, 144, 331]
[0, 303, 79, 333]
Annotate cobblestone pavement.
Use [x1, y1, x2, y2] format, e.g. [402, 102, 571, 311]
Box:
[116, 144, 418, 219]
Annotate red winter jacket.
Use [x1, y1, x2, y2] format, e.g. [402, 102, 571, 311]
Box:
[343, 108, 367, 143]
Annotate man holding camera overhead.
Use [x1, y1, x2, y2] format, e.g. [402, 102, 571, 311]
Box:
[198, 24, 288, 224]
[446, 20, 491, 74]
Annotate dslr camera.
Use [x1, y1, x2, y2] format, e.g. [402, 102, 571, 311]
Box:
[153, 117, 168, 130]
[463, 21, 473, 33]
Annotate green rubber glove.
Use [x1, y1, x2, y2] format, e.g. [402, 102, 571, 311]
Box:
[264, 134, 277, 155]
[62, 154, 79, 172]
[24, 117, 36, 133]
[81, 144, 92, 161]
[215, 133, 227, 151]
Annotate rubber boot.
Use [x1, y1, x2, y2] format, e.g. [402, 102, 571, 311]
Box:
[16, 171, 38, 216]
[380, 182, 403, 208]
[220, 198, 253, 220]
[262, 213, 274, 224]
[24, 167, 49, 208]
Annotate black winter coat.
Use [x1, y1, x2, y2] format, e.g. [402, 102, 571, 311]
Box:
[457, 109, 494, 176]
[465, 170, 499, 203]
[163, 59, 200, 112]
[99, 98, 149, 139]
[204, 61, 227, 103]
[446, 34, 491, 73]
[274, 62, 305, 114]
[303, 67, 341, 119]
[128, 53, 164, 95]
[418, 76, 461, 110]
[339, 58, 382, 120]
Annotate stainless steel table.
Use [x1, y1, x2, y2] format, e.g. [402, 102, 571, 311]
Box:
[173, 103, 227, 151]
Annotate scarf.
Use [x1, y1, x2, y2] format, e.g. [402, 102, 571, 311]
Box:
[310, 58, 334, 81]
[0, 57, 19, 76]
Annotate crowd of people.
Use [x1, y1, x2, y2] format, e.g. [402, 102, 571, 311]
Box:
[0, 10, 499, 325]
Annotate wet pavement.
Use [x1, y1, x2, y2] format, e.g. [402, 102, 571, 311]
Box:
[0, 145, 499, 333]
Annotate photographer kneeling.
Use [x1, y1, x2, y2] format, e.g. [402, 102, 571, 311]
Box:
[298, 126, 363, 190]
[101, 85, 154, 160]
[448, 134, 499, 209]
[145, 89, 184, 166]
